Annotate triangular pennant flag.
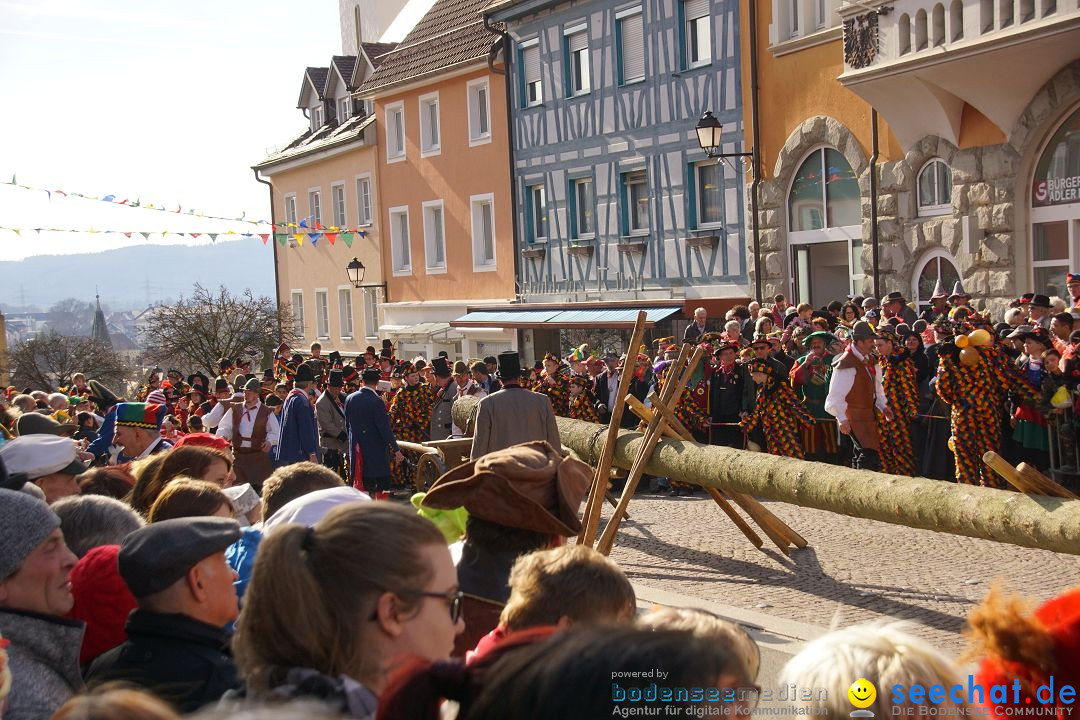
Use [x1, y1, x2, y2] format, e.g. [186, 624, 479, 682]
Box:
[190, 233, 201, 239]
[44, 190, 51, 201]
[308, 232, 320, 246]
[102, 195, 115, 202]
[12, 228, 21, 236]
[341, 232, 353, 248]
[118, 198, 129, 205]
[259, 234, 270, 244]
[293, 233, 304, 246]
[140, 232, 152, 240]
[208, 234, 218, 242]
[276, 233, 288, 247]
[132, 198, 140, 207]
[123, 232, 132, 238]
[326, 233, 338, 245]
[299, 218, 309, 229]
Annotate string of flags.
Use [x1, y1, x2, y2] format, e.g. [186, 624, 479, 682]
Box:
[0, 224, 368, 248]
[0, 175, 367, 248]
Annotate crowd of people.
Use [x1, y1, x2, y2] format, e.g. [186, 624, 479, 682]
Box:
[1, 276, 1079, 718]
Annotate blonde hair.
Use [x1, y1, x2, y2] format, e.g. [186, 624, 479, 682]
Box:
[639, 607, 761, 681]
[499, 545, 636, 632]
[52, 686, 179, 720]
[233, 503, 445, 690]
[778, 621, 967, 718]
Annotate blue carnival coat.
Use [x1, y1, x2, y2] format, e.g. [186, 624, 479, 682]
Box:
[275, 391, 319, 465]
[345, 386, 399, 479]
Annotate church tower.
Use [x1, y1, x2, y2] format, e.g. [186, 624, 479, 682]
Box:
[90, 294, 112, 348]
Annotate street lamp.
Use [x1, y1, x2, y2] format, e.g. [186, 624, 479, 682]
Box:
[693, 110, 762, 302]
[345, 257, 389, 300]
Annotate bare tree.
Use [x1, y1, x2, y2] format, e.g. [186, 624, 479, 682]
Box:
[140, 284, 297, 375]
[46, 298, 97, 336]
[8, 332, 131, 391]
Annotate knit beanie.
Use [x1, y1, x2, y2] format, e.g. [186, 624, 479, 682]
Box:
[67, 545, 137, 665]
[0, 488, 60, 579]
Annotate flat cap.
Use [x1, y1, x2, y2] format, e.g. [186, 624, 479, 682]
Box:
[0, 434, 86, 479]
[0, 488, 60, 579]
[118, 517, 241, 598]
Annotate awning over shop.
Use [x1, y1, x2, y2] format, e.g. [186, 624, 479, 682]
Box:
[384, 322, 460, 339]
[450, 306, 682, 329]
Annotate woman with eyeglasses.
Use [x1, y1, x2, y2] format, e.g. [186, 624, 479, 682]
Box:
[231, 503, 462, 719]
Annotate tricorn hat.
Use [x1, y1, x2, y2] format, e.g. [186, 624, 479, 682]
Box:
[421, 441, 590, 536]
[87, 380, 119, 409]
[496, 351, 524, 380]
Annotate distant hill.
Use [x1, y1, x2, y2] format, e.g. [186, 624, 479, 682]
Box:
[0, 241, 276, 310]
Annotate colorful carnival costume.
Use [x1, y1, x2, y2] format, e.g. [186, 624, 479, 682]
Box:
[740, 359, 814, 459]
[533, 356, 571, 417]
[654, 361, 710, 438]
[878, 329, 920, 476]
[790, 331, 838, 458]
[937, 332, 1038, 487]
[1010, 327, 1052, 470]
[567, 374, 601, 423]
[387, 369, 437, 488]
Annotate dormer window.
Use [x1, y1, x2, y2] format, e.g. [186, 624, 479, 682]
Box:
[338, 97, 351, 122]
[310, 106, 324, 133]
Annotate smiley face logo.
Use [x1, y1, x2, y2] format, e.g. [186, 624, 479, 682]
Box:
[848, 678, 877, 709]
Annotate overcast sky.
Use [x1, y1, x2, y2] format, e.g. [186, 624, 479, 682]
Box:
[0, 0, 341, 263]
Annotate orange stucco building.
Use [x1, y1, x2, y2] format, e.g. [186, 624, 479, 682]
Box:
[739, 0, 1080, 313]
[357, 0, 518, 359]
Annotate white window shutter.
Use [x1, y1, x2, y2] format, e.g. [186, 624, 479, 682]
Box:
[684, 0, 710, 19]
[568, 29, 588, 53]
[523, 45, 541, 83]
[621, 14, 645, 80]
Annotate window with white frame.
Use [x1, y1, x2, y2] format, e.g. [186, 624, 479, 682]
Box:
[467, 78, 491, 144]
[315, 290, 330, 338]
[419, 93, 440, 156]
[917, 158, 952, 216]
[521, 40, 542, 107]
[618, 8, 645, 84]
[683, 0, 712, 68]
[623, 171, 649, 233]
[790, 0, 801, 35]
[386, 102, 405, 161]
[527, 184, 548, 242]
[788, 146, 860, 233]
[571, 177, 595, 237]
[565, 25, 590, 96]
[471, 194, 497, 270]
[338, 97, 351, 122]
[284, 194, 298, 232]
[290, 290, 305, 336]
[423, 200, 447, 272]
[310, 105, 324, 133]
[331, 184, 347, 228]
[308, 189, 322, 227]
[356, 176, 373, 226]
[816, 0, 828, 27]
[389, 206, 411, 274]
[694, 163, 725, 226]
[363, 287, 379, 338]
[338, 287, 354, 338]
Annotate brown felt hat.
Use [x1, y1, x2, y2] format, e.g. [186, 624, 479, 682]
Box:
[421, 441, 591, 536]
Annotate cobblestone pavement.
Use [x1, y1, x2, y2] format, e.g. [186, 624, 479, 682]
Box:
[603, 488, 1080, 658]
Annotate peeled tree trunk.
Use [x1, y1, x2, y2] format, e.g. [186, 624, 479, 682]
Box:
[451, 396, 1080, 556]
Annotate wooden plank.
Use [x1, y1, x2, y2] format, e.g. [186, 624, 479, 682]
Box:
[983, 451, 1025, 490]
[1017, 462, 1080, 500]
[596, 345, 703, 555]
[578, 311, 648, 546]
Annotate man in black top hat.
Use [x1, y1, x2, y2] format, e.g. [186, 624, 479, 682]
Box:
[274, 363, 320, 467]
[429, 356, 458, 442]
[1028, 293, 1053, 330]
[316, 368, 348, 479]
[345, 367, 404, 498]
[87, 518, 242, 713]
[470, 351, 561, 459]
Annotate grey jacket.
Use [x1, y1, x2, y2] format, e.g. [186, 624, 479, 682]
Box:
[0, 609, 85, 720]
[429, 380, 458, 442]
[315, 391, 347, 452]
[470, 385, 561, 459]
